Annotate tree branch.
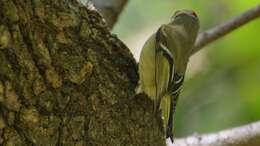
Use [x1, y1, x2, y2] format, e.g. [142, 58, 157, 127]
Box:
[192, 4, 260, 54]
[91, 0, 128, 29]
[171, 121, 260, 146]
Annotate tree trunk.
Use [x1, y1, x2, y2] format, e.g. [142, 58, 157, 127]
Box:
[0, 0, 164, 145]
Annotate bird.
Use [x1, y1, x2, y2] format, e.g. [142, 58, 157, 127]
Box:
[137, 10, 200, 142]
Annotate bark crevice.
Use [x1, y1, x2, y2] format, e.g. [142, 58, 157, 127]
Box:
[0, 0, 165, 145]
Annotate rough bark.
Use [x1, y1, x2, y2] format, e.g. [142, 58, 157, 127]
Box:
[0, 0, 164, 145]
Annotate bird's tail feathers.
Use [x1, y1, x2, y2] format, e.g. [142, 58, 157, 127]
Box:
[159, 93, 173, 140]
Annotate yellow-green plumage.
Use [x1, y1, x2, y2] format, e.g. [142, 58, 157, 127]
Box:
[139, 32, 171, 107]
[138, 10, 199, 141]
[160, 93, 172, 131]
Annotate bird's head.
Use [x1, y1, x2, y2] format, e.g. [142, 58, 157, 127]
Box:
[170, 10, 200, 36]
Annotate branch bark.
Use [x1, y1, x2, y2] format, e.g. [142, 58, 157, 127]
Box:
[172, 121, 260, 146]
[192, 4, 260, 54]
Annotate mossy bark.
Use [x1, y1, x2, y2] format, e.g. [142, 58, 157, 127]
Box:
[0, 0, 165, 145]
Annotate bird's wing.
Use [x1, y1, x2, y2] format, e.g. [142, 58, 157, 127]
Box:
[138, 34, 157, 98]
[154, 25, 175, 109]
[156, 25, 186, 142]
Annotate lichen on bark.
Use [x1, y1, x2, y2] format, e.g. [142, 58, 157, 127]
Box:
[0, 0, 165, 145]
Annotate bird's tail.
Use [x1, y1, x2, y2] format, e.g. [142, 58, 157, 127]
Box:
[159, 92, 178, 142]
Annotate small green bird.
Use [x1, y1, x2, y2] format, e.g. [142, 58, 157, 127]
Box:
[138, 10, 199, 141]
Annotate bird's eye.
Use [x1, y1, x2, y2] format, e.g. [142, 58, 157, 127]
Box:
[191, 11, 197, 17]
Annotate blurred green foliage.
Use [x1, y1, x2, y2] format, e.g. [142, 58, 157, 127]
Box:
[113, 0, 260, 137]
